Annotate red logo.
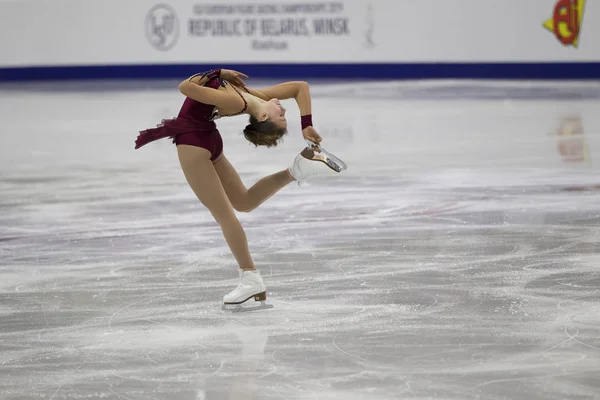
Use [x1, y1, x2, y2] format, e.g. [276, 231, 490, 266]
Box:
[543, 0, 586, 47]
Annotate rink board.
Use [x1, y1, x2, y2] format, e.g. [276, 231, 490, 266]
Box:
[0, 0, 598, 80]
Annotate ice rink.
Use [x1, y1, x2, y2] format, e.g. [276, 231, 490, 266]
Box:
[1, 79, 600, 400]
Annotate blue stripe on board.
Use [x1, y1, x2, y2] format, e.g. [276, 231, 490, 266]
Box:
[0, 63, 599, 81]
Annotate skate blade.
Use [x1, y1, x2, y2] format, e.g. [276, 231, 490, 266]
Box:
[320, 148, 347, 171]
[222, 301, 274, 313]
[304, 139, 347, 172]
[300, 148, 345, 174]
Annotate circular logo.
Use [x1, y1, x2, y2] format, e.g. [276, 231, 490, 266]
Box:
[145, 4, 179, 51]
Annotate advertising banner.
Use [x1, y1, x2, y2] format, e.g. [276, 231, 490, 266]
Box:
[0, 0, 597, 79]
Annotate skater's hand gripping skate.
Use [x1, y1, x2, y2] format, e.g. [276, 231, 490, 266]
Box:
[302, 126, 322, 147]
[220, 69, 249, 88]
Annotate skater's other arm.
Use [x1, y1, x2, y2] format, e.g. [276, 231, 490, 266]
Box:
[184, 68, 222, 87]
[249, 81, 320, 143]
[178, 72, 244, 112]
[246, 81, 312, 116]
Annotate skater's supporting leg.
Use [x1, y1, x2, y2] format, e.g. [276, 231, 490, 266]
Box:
[177, 145, 255, 270]
[213, 154, 294, 213]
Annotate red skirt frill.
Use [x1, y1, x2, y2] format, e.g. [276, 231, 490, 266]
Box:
[134, 117, 217, 149]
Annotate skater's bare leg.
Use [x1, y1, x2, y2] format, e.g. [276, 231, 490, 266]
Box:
[177, 145, 255, 270]
[213, 154, 294, 213]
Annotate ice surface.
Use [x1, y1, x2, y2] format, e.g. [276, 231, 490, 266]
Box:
[1, 80, 599, 400]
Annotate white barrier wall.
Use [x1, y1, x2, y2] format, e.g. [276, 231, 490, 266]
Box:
[0, 0, 597, 79]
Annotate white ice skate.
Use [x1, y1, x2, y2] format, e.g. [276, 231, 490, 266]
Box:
[222, 269, 273, 312]
[288, 139, 348, 184]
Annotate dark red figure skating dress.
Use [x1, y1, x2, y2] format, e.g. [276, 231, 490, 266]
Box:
[135, 75, 247, 162]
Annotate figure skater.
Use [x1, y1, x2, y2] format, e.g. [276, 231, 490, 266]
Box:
[135, 68, 345, 310]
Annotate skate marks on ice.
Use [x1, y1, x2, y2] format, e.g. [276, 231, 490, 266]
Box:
[248, 197, 600, 399]
[1, 81, 600, 399]
[5, 197, 597, 399]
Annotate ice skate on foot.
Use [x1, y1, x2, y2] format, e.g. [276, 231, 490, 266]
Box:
[222, 269, 273, 312]
[288, 140, 347, 184]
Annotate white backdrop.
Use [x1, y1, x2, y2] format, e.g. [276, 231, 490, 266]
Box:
[0, 0, 597, 67]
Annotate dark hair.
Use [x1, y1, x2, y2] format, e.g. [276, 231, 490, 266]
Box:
[243, 115, 288, 148]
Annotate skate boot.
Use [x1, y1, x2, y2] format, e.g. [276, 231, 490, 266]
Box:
[222, 269, 273, 312]
[288, 140, 347, 184]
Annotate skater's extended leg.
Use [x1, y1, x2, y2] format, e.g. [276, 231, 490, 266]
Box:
[213, 154, 294, 213]
[177, 145, 255, 270]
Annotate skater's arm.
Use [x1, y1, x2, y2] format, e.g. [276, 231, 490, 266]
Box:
[184, 68, 223, 87]
[178, 79, 244, 112]
[248, 81, 319, 142]
[245, 81, 307, 100]
[246, 81, 312, 116]
[249, 81, 319, 143]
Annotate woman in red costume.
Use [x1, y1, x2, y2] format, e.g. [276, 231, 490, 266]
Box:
[135, 68, 341, 310]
